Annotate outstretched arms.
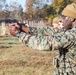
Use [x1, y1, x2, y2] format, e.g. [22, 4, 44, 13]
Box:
[18, 27, 76, 50]
[9, 23, 76, 50]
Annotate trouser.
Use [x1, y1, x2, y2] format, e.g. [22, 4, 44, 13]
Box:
[53, 58, 76, 75]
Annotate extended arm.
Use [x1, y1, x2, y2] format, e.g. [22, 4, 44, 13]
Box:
[18, 26, 76, 50]
[17, 24, 61, 36]
[9, 22, 65, 36]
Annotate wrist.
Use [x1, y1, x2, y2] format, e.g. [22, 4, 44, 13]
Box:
[22, 26, 29, 33]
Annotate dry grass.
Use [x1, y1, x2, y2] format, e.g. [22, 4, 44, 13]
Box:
[0, 35, 55, 75]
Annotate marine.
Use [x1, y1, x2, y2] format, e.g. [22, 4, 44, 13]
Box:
[9, 3, 76, 75]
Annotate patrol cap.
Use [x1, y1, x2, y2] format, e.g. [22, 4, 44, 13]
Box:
[62, 3, 76, 18]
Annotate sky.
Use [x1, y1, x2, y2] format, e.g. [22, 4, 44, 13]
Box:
[6, 0, 51, 11]
[6, 0, 26, 11]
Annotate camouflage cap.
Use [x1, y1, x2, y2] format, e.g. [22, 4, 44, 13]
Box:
[62, 3, 76, 18]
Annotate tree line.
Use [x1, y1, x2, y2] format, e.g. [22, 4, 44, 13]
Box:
[0, 0, 76, 22]
[25, 0, 76, 22]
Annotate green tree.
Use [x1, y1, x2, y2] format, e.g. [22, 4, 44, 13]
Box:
[52, 0, 73, 15]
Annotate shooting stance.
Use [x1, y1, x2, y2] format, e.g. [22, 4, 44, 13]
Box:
[9, 3, 76, 75]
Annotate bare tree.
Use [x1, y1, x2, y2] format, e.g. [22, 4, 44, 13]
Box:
[8, 1, 23, 20]
[0, 0, 6, 11]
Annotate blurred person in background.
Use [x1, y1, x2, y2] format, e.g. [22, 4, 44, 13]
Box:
[52, 16, 63, 29]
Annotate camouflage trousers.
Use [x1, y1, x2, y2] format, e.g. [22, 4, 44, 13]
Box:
[53, 52, 76, 75]
[54, 66, 76, 75]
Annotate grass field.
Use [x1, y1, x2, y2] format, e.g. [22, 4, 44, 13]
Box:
[0, 34, 56, 75]
[0, 23, 76, 75]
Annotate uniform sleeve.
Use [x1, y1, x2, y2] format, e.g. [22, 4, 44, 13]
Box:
[28, 27, 39, 35]
[19, 32, 51, 50]
[28, 26, 58, 36]
[18, 26, 76, 50]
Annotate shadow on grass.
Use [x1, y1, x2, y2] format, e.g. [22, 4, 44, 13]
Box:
[0, 46, 12, 49]
[8, 42, 20, 44]
[0, 42, 20, 45]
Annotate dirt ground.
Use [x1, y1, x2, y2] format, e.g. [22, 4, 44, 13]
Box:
[0, 35, 56, 75]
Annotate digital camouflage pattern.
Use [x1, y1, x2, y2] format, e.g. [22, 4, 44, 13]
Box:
[28, 26, 66, 36]
[18, 26, 76, 75]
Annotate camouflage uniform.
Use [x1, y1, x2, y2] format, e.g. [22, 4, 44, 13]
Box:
[18, 26, 76, 75]
[28, 26, 66, 36]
